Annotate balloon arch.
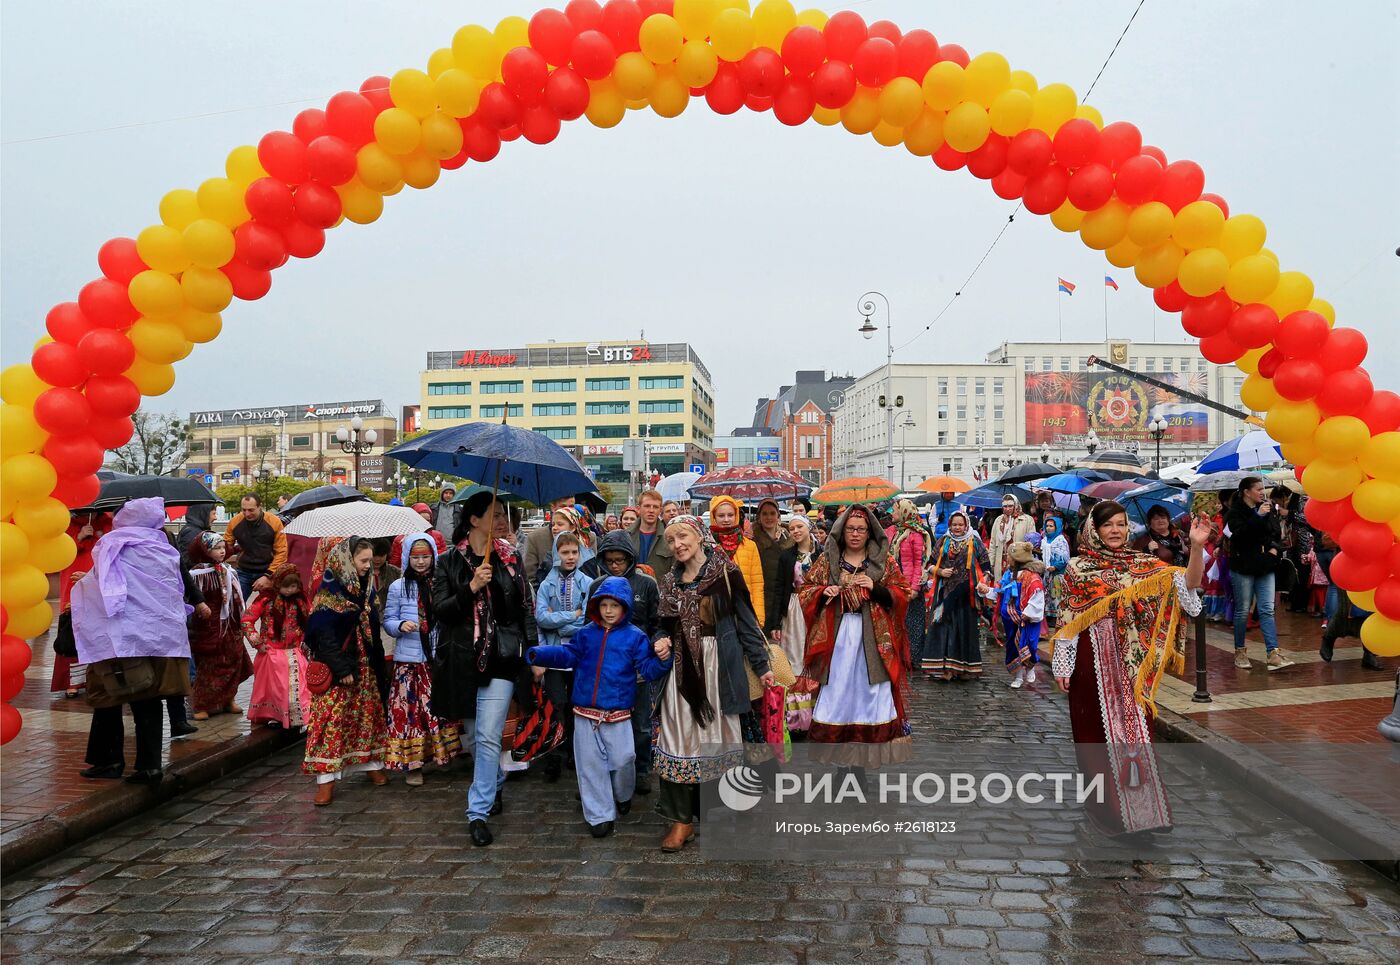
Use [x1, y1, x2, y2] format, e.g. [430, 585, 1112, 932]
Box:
[1, 0, 1396, 743]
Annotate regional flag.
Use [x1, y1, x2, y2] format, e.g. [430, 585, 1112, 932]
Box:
[1105, 275, 1120, 290]
[1057, 278, 1076, 295]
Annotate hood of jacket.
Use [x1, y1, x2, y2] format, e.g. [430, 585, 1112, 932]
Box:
[182, 502, 213, 532]
[401, 531, 439, 571]
[550, 529, 595, 570]
[586, 575, 634, 623]
[595, 528, 637, 576]
[823, 504, 890, 584]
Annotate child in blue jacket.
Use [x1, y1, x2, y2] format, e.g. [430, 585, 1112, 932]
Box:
[528, 576, 673, 838]
[534, 531, 593, 781]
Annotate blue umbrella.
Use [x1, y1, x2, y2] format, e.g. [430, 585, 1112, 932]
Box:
[386, 422, 598, 506]
[961, 481, 1033, 510]
[1037, 471, 1110, 494]
[1196, 430, 1282, 474]
[1118, 481, 1191, 526]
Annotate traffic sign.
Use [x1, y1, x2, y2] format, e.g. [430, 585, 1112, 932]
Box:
[231, 469, 241, 478]
[688, 464, 705, 474]
[204, 475, 215, 486]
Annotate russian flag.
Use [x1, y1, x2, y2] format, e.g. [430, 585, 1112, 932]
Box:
[1057, 278, 1076, 295]
[1105, 275, 1120, 290]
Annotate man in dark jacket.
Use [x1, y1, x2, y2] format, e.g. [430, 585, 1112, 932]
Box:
[1224, 476, 1294, 671]
[583, 529, 663, 792]
[626, 489, 673, 578]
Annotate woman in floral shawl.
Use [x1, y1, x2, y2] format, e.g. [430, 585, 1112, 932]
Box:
[800, 504, 912, 767]
[187, 532, 251, 719]
[922, 511, 991, 681]
[1051, 500, 1209, 838]
[243, 564, 312, 729]
[303, 536, 389, 806]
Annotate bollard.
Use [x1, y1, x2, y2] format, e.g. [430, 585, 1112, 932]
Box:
[1192, 608, 1212, 703]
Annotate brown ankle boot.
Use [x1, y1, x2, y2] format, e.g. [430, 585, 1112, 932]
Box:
[367, 769, 388, 786]
[660, 822, 695, 852]
[313, 782, 334, 806]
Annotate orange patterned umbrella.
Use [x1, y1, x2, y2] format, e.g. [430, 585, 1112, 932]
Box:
[812, 476, 900, 506]
[915, 475, 972, 494]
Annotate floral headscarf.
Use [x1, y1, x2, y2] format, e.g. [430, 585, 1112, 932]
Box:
[889, 498, 929, 567]
[708, 495, 746, 557]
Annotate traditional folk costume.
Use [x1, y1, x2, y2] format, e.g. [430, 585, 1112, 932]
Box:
[921, 514, 990, 680]
[993, 542, 1046, 688]
[774, 540, 819, 733]
[1050, 524, 1201, 836]
[303, 539, 389, 783]
[800, 505, 912, 767]
[187, 533, 251, 715]
[886, 499, 930, 670]
[242, 565, 312, 728]
[1040, 516, 1071, 629]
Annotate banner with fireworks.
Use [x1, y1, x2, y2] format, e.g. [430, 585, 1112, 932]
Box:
[1025, 371, 1211, 444]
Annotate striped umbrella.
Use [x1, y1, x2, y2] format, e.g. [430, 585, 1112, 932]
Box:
[812, 476, 900, 506]
[1197, 430, 1283, 473]
[688, 466, 812, 502]
[916, 475, 972, 494]
[1073, 449, 1149, 479]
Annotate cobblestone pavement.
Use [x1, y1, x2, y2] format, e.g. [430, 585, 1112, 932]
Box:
[4, 650, 1399, 963]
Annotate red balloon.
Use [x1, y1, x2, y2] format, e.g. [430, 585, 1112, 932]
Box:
[440, 149, 469, 171]
[965, 135, 1009, 180]
[1256, 348, 1284, 380]
[1180, 293, 1234, 338]
[498, 123, 523, 142]
[636, 0, 671, 15]
[358, 76, 394, 113]
[294, 182, 343, 229]
[1276, 310, 1330, 358]
[1094, 121, 1142, 169]
[1141, 144, 1167, 165]
[852, 38, 898, 87]
[0, 637, 29, 679]
[896, 29, 939, 81]
[1021, 165, 1069, 215]
[772, 76, 815, 126]
[223, 260, 273, 301]
[1360, 390, 1400, 434]
[931, 144, 967, 172]
[1007, 129, 1053, 176]
[1374, 579, 1400, 621]
[305, 136, 356, 186]
[1388, 543, 1400, 578]
[601, 0, 644, 53]
[293, 108, 329, 144]
[51, 473, 100, 510]
[234, 223, 287, 271]
[257, 131, 308, 184]
[32, 342, 87, 388]
[281, 222, 325, 259]
[570, 30, 617, 79]
[1155, 159, 1204, 212]
[1339, 519, 1394, 560]
[545, 67, 590, 120]
[738, 48, 785, 98]
[1198, 331, 1244, 365]
[565, 0, 604, 30]
[823, 10, 868, 62]
[1153, 281, 1189, 313]
[1052, 118, 1100, 170]
[1201, 192, 1230, 217]
[520, 105, 562, 145]
[461, 118, 503, 162]
[867, 20, 901, 43]
[1305, 496, 1356, 533]
[478, 83, 523, 130]
[1066, 163, 1113, 210]
[1, 697, 21, 731]
[743, 93, 773, 114]
[327, 91, 378, 145]
[529, 8, 577, 67]
[78, 278, 137, 330]
[1113, 154, 1164, 205]
[1226, 303, 1279, 349]
[781, 26, 826, 75]
[85, 374, 140, 418]
[990, 169, 1027, 200]
[502, 48, 550, 103]
[33, 387, 93, 436]
[705, 63, 745, 115]
[89, 414, 134, 448]
[1318, 368, 1374, 417]
[76, 329, 135, 377]
[1329, 552, 1387, 592]
[1317, 327, 1368, 372]
[245, 178, 297, 227]
[46, 303, 92, 345]
[811, 61, 856, 109]
[44, 435, 104, 476]
[97, 238, 147, 284]
[1273, 359, 1325, 401]
[936, 43, 969, 67]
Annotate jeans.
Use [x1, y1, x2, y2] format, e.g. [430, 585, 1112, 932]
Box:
[1324, 584, 1343, 622]
[466, 677, 514, 821]
[1230, 570, 1279, 653]
[236, 569, 260, 602]
[86, 698, 164, 771]
[574, 718, 635, 825]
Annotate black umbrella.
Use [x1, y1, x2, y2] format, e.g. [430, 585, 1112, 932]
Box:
[74, 471, 219, 513]
[994, 461, 1060, 484]
[278, 483, 371, 519]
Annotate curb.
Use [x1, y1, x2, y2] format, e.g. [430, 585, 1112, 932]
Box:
[1, 725, 303, 879]
[1154, 708, 1400, 884]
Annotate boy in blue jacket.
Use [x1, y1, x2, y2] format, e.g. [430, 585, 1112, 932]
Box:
[528, 576, 673, 838]
[534, 531, 593, 781]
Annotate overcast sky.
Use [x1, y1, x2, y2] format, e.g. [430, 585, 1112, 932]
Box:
[3, 1, 1396, 433]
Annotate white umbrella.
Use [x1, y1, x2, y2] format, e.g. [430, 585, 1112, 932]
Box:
[284, 502, 431, 538]
[657, 471, 701, 503]
[1157, 461, 1201, 484]
[1196, 430, 1283, 473]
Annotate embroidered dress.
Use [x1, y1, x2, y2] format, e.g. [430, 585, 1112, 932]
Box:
[243, 577, 312, 728]
[781, 549, 818, 733]
[997, 567, 1045, 670]
[385, 662, 462, 770]
[922, 524, 990, 679]
[187, 541, 251, 713]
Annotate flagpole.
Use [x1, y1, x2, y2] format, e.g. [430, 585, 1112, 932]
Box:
[1057, 287, 1063, 342]
[1103, 279, 1109, 341]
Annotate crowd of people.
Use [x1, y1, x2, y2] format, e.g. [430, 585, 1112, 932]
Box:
[54, 473, 1387, 850]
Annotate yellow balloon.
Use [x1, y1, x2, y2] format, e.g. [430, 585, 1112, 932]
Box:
[1360, 614, 1400, 658]
[452, 24, 501, 79]
[649, 67, 690, 118]
[943, 102, 991, 153]
[1265, 399, 1321, 443]
[137, 224, 192, 274]
[1177, 247, 1229, 297]
[1007, 70, 1037, 94]
[176, 307, 222, 344]
[7, 601, 52, 639]
[1171, 200, 1225, 250]
[1264, 270, 1314, 317]
[0, 521, 30, 569]
[435, 69, 483, 118]
[1301, 460, 1364, 502]
[751, 0, 796, 50]
[871, 122, 904, 148]
[710, 8, 755, 61]
[0, 366, 46, 408]
[427, 47, 456, 80]
[1049, 200, 1086, 233]
[902, 109, 944, 156]
[878, 77, 923, 127]
[357, 144, 404, 193]
[400, 152, 441, 190]
[963, 52, 1010, 108]
[159, 189, 202, 231]
[1279, 438, 1317, 467]
[841, 87, 881, 135]
[1126, 201, 1175, 248]
[1078, 200, 1130, 251]
[675, 39, 719, 88]
[1133, 241, 1184, 289]
[11, 496, 69, 539]
[921, 62, 964, 112]
[196, 178, 249, 228]
[181, 267, 233, 313]
[1073, 104, 1104, 128]
[988, 88, 1033, 136]
[129, 318, 189, 364]
[126, 270, 184, 317]
[585, 79, 627, 129]
[615, 53, 658, 99]
[495, 16, 529, 51]
[1224, 253, 1280, 305]
[1104, 238, 1142, 269]
[1239, 374, 1280, 411]
[1360, 432, 1400, 481]
[1258, 247, 1279, 265]
[640, 14, 685, 64]
[1351, 588, 1378, 612]
[374, 107, 422, 155]
[1308, 298, 1336, 325]
[337, 179, 384, 225]
[674, 0, 720, 41]
[812, 105, 841, 126]
[1217, 214, 1266, 262]
[1352, 479, 1400, 522]
[124, 357, 176, 396]
[420, 112, 464, 160]
[224, 145, 266, 186]
[1, 564, 48, 609]
[626, 96, 650, 112]
[1314, 415, 1371, 461]
[1029, 83, 1076, 134]
[0, 405, 48, 459]
[795, 8, 827, 30]
[390, 68, 437, 119]
[27, 532, 76, 573]
[1235, 346, 1266, 376]
[182, 219, 235, 270]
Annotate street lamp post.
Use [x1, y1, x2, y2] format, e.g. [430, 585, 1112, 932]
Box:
[897, 415, 916, 490]
[1149, 417, 1169, 471]
[1086, 428, 1100, 456]
[335, 415, 378, 489]
[1005, 446, 1017, 469]
[858, 291, 897, 483]
[1040, 442, 1052, 466]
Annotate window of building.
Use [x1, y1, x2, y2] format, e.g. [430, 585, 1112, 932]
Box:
[937, 377, 949, 395]
[428, 381, 470, 396]
[189, 440, 206, 453]
[937, 431, 948, 445]
[427, 405, 471, 420]
[1059, 357, 1070, 371]
[952, 457, 963, 473]
[479, 380, 523, 394]
[532, 402, 576, 417]
[1162, 358, 1173, 372]
[937, 404, 948, 420]
[975, 378, 985, 396]
[290, 434, 311, 449]
[1145, 357, 1156, 372]
[993, 431, 1004, 444]
[639, 376, 683, 390]
[639, 400, 684, 414]
[1041, 356, 1053, 371]
[253, 436, 274, 451]
[956, 431, 967, 444]
[586, 401, 629, 415]
[480, 404, 523, 418]
[801, 438, 822, 459]
[991, 458, 1001, 471]
[532, 378, 576, 393]
[956, 378, 967, 395]
[648, 424, 684, 437]
[956, 404, 967, 420]
[218, 439, 238, 452]
[536, 426, 576, 440]
[585, 377, 630, 391]
[975, 405, 986, 420]
[586, 425, 628, 439]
